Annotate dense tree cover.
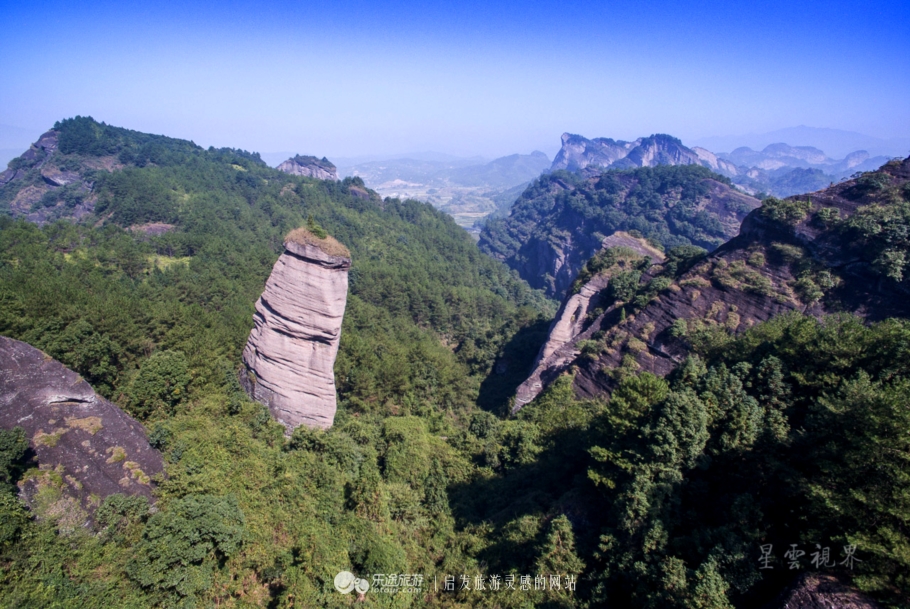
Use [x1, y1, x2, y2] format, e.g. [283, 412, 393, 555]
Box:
[841, 166, 910, 282]
[0, 118, 556, 607]
[763, 167, 832, 198]
[1, 119, 906, 607]
[760, 161, 910, 285]
[447, 313, 910, 608]
[480, 164, 754, 265]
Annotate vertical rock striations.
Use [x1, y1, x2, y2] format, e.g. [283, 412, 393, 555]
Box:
[241, 228, 351, 430]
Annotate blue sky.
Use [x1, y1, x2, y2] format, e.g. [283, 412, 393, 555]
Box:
[1, 0, 908, 158]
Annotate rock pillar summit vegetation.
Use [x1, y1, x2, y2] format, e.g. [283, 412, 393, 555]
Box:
[240, 224, 351, 429]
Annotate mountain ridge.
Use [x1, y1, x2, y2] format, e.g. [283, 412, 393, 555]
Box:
[518, 155, 910, 405]
[550, 131, 894, 198]
[479, 164, 760, 298]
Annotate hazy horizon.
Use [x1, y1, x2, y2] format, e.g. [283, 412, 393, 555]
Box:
[1, 0, 908, 161]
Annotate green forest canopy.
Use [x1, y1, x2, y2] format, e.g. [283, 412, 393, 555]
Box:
[0, 118, 907, 608]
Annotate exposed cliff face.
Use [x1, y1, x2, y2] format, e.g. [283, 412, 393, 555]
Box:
[0, 130, 99, 224]
[522, 156, 910, 405]
[692, 146, 742, 176]
[0, 336, 164, 527]
[241, 232, 351, 430]
[550, 132, 892, 198]
[551, 133, 701, 172]
[276, 155, 338, 180]
[514, 232, 665, 410]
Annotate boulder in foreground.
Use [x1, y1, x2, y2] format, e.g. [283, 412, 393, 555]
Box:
[0, 336, 164, 529]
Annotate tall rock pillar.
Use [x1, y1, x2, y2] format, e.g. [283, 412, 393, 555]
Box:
[241, 228, 351, 429]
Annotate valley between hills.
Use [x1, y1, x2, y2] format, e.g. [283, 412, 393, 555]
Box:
[1, 116, 908, 609]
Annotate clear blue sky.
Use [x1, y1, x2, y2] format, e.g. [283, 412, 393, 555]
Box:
[1, 0, 907, 158]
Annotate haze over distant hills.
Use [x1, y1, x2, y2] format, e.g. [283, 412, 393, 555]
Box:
[690, 125, 910, 159]
[2, 121, 904, 232]
[550, 131, 893, 198]
[334, 151, 552, 231]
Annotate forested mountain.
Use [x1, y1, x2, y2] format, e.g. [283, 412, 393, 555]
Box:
[554, 156, 910, 401]
[0, 116, 557, 607]
[471, 157, 910, 608]
[479, 164, 760, 297]
[0, 118, 907, 608]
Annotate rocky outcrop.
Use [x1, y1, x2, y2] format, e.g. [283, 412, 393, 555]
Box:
[276, 155, 338, 180]
[514, 232, 665, 410]
[549, 132, 891, 198]
[0, 336, 164, 527]
[0, 129, 97, 224]
[763, 573, 881, 609]
[551, 133, 639, 172]
[529, 156, 910, 403]
[240, 229, 351, 430]
[551, 133, 702, 172]
[692, 146, 742, 176]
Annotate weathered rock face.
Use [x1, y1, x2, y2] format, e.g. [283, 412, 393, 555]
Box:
[551, 133, 703, 172]
[514, 233, 665, 411]
[549, 132, 892, 198]
[241, 238, 351, 429]
[0, 130, 100, 224]
[276, 155, 338, 180]
[528, 156, 910, 403]
[0, 336, 164, 527]
[692, 146, 742, 176]
[763, 573, 881, 609]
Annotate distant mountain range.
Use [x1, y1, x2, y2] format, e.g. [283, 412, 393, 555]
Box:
[691, 125, 910, 159]
[550, 132, 892, 198]
[3, 121, 904, 232]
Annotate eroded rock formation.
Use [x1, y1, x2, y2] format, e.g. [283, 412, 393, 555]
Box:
[522, 156, 910, 405]
[241, 229, 351, 429]
[514, 233, 665, 411]
[0, 129, 99, 224]
[478, 167, 759, 299]
[276, 155, 338, 180]
[551, 133, 704, 172]
[0, 336, 164, 528]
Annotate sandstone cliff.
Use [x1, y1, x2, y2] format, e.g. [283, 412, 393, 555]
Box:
[520, 156, 910, 405]
[241, 228, 351, 429]
[0, 336, 164, 528]
[514, 232, 665, 410]
[549, 132, 890, 198]
[276, 155, 338, 180]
